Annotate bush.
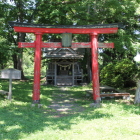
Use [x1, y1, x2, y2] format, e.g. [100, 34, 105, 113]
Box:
[0, 83, 2, 90]
[100, 59, 137, 88]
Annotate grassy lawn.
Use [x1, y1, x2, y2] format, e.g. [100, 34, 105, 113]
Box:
[0, 79, 140, 140]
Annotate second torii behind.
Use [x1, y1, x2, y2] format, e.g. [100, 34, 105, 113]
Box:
[9, 22, 118, 105]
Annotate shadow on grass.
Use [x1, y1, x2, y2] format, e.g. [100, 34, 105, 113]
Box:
[0, 102, 113, 140]
[0, 80, 140, 139]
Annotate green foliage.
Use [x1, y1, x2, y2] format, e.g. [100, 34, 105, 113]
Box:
[100, 59, 137, 88]
[22, 49, 34, 76]
[0, 0, 140, 83]
[22, 49, 46, 77]
[0, 83, 2, 90]
[0, 36, 12, 69]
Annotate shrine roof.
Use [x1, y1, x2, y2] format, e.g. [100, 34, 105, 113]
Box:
[9, 21, 120, 29]
[46, 48, 83, 59]
[46, 55, 83, 59]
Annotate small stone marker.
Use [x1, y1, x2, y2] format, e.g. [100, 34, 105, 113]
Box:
[0, 68, 21, 100]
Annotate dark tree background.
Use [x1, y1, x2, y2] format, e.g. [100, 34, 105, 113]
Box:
[0, 0, 140, 87]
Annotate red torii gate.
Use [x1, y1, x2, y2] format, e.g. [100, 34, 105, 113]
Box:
[9, 22, 118, 105]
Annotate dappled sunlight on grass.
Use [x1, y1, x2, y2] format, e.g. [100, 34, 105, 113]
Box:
[0, 79, 140, 139]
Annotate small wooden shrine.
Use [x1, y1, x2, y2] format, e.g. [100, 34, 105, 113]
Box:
[46, 48, 83, 86]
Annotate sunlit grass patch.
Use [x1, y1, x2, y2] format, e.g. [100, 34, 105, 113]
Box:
[0, 79, 140, 140]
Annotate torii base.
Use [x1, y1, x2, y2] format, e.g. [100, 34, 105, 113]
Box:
[31, 100, 42, 108]
[32, 100, 40, 104]
[31, 104, 42, 108]
[90, 100, 101, 108]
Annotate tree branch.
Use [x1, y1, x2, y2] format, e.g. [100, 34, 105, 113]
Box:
[48, 0, 81, 5]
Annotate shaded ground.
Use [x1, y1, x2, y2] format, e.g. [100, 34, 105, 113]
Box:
[46, 87, 87, 117]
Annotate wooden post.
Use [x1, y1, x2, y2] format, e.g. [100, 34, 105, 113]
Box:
[32, 33, 42, 104]
[90, 33, 100, 105]
[72, 62, 74, 85]
[8, 76, 12, 100]
[54, 61, 57, 86]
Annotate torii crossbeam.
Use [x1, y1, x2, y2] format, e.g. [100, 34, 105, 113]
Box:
[9, 22, 118, 105]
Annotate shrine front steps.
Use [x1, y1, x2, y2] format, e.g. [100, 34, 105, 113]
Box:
[56, 76, 73, 86]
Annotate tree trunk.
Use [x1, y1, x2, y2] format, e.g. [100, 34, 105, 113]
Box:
[12, 32, 26, 79]
[87, 48, 92, 83]
[134, 80, 140, 104]
[10, 1, 27, 79]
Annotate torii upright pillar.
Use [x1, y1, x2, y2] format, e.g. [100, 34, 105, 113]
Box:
[9, 22, 118, 105]
[33, 33, 42, 103]
[91, 33, 100, 103]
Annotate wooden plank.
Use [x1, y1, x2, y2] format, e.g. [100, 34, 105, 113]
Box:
[18, 42, 114, 48]
[86, 90, 130, 97]
[98, 43, 114, 48]
[42, 42, 62, 48]
[18, 42, 35, 48]
[100, 93, 130, 97]
[72, 42, 91, 48]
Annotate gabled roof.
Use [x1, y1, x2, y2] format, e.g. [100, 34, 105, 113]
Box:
[9, 21, 120, 29]
[46, 48, 83, 59]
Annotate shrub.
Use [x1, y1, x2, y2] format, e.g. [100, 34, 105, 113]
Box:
[100, 59, 137, 88]
[0, 83, 2, 90]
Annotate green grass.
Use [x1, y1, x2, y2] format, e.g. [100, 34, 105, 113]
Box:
[0, 79, 140, 140]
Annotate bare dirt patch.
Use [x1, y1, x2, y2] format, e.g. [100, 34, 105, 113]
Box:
[46, 87, 86, 117]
